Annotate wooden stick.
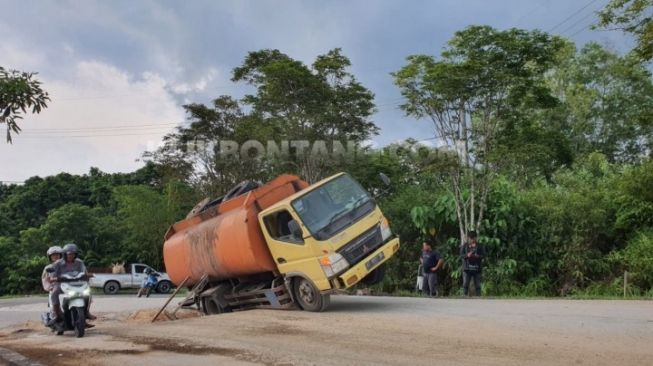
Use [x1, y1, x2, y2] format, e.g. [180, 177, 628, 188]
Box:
[152, 276, 189, 323]
[623, 271, 628, 298]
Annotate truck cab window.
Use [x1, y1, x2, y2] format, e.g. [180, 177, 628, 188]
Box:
[264, 210, 303, 244]
[134, 265, 146, 274]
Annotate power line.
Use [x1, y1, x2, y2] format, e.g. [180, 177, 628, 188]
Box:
[23, 121, 185, 131]
[17, 131, 175, 139]
[559, 8, 600, 36]
[22, 126, 178, 135]
[53, 86, 240, 102]
[569, 21, 596, 37]
[547, 0, 601, 33]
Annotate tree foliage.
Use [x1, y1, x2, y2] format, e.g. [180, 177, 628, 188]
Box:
[146, 48, 377, 195]
[393, 26, 565, 244]
[1, 32, 652, 298]
[0, 67, 49, 143]
[597, 0, 653, 61]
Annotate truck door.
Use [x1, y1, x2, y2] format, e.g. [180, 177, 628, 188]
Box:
[261, 208, 328, 290]
[132, 264, 147, 287]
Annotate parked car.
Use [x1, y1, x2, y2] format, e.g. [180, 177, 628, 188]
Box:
[89, 263, 173, 295]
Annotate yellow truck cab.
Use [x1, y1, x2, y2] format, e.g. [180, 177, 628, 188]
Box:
[258, 173, 400, 311]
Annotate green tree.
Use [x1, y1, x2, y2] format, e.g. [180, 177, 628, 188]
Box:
[113, 182, 194, 269]
[149, 48, 378, 194]
[145, 96, 273, 197]
[232, 48, 377, 182]
[18, 203, 124, 267]
[393, 26, 565, 244]
[0, 67, 49, 143]
[597, 0, 653, 61]
[545, 43, 653, 163]
[620, 230, 653, 290]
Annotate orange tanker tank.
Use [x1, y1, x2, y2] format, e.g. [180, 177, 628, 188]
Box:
[163, 175, 309, 286]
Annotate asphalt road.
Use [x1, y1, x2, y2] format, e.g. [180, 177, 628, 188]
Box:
[1, 295, 652, 365]
[0, 294, 170, 328]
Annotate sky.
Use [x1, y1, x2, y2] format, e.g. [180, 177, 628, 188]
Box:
[0, 0, 630, 182]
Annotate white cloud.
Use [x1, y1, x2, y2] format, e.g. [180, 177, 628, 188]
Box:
[0, 56, 185, 181]
[170, 68, 218, 94]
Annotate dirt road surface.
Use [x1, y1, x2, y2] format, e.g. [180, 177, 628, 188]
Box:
[1, 295, 651, 365]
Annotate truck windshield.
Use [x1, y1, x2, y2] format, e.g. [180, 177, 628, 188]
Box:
[291, 174, 375, 240]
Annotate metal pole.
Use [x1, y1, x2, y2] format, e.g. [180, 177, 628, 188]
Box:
[152, 276, 189, 323]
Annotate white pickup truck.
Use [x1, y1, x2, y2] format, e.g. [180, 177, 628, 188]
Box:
[89, 263, 173, 295]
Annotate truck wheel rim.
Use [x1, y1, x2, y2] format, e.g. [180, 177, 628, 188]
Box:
[299, 281, 315, 304]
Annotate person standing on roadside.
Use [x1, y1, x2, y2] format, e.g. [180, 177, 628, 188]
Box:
[460, 231, 485, 296]
[420, 241, 444, 297]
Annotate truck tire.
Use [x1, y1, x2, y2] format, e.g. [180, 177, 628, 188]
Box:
[103, 281, 120, 295]
[156, 280, 172, 294]
[293, 278, 330, 312]
[361, 263, 387, 286]
[201, 284, 232, 315]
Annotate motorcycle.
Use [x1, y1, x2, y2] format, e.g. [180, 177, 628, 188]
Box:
[41, 270, 91, 338]
[137, 271, 160, 298]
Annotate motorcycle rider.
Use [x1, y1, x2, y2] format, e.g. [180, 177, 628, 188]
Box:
[42, 246, 63, 322]
[42, 246, 62, 291]
[137, 268, 160, 297]
[48, 243, 96, 325]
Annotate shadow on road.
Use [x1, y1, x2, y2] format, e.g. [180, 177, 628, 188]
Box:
[328, 297, 397, 313]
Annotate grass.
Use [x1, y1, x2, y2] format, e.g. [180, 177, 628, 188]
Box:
[372, 289, 652, 300]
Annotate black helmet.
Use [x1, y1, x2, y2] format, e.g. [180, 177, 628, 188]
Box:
[62, 243, 80, 256]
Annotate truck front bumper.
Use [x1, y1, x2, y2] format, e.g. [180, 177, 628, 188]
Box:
[333, 237, 400, 289]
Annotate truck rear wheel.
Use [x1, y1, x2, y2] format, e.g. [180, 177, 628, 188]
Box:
[201, 284, 232, 315]
[293, 278, 330, 312]
[103, 281, 120, 295]
[156, 280, 172, 294]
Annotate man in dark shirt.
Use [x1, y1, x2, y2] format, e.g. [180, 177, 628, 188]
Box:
[420, 241, 444, 297]
[460, 231, 485, 296]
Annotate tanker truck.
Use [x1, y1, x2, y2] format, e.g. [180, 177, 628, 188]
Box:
[163, 172, 400, 314]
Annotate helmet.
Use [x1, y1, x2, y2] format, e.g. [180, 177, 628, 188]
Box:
[62, 243, 80, 256]
[46, 246, 63, 257]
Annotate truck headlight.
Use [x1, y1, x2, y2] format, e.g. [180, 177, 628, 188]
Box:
[67, 291, 78, 296]
[380, 217, 392, 241]
[319, 253, 350, 278]
[83, 288, 91, 296]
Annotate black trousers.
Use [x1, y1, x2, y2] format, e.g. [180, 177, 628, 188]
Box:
[462, 271, 481, 296]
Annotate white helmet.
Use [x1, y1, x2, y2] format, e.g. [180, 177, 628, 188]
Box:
[46, 246, 63, 258]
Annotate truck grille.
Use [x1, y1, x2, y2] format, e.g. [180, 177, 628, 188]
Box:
[337, 225, 383, 265]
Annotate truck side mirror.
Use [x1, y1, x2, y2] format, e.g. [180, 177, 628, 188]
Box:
[379, 173, 391, 187]
[288, 220, 303, 240]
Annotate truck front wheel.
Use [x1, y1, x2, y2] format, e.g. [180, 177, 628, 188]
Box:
[293, 278, 330, 312]
[361, 263, 387, 286]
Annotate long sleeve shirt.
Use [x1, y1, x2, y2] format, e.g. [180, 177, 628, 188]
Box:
[460, 243, 485, 272]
